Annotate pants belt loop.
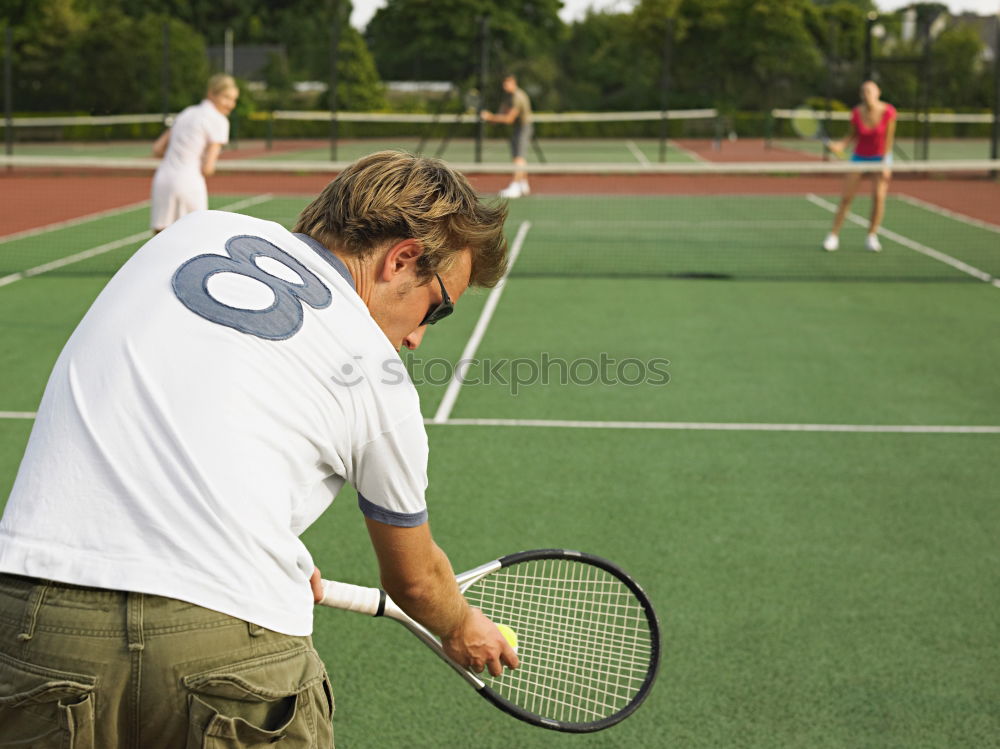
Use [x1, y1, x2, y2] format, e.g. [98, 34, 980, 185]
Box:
[127, 592, 145, 652]
[248, 621, 265, 637]
[17, 580, 49, 642]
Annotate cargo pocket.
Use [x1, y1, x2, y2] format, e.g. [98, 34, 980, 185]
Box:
[0, 651, 96, 749]
[183, 646, 333, 748]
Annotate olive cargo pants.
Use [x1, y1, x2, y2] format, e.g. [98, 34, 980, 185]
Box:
[0, 573, 334, 748]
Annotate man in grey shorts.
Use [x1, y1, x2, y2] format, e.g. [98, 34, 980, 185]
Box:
[481, 74, 533, 198]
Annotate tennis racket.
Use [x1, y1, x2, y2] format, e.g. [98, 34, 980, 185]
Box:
[320, 548, 661, 732]
[790, 106, 840, 157]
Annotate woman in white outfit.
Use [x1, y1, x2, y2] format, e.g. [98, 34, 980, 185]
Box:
[150, 74, 239, 232]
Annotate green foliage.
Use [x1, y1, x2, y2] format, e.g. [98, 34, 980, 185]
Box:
[365, 0, 563, 107]
[1, 0, 993, 115]
[929, 23, 991, 109]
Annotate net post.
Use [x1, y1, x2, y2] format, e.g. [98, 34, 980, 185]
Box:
[328, 0, 342, 162]
[864, 12, 877, 80]
[224, 28, 234, 75]
[475, 15, 490, 165]
[3, 26, 12, 160]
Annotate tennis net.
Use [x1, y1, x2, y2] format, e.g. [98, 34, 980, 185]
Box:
[1, 109, 721, 164]
[769, 108, 999, 162]
[1, 155, 998, 285]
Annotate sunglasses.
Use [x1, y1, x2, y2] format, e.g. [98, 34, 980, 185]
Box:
[419, 273, 454, 327]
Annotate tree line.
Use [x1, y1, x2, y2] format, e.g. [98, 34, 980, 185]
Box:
[1, 0, 994, 116]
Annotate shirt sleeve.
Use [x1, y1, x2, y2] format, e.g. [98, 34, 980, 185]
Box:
[352, 411, 429, 527]
[207, 111, 230, 145]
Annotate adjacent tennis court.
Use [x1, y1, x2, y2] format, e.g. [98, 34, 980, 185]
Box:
[1, 163, 998, 747]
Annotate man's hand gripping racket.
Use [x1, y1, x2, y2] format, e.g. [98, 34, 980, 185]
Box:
[319, 549, 661, 732]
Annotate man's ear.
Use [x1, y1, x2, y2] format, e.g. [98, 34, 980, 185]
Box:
[378, 239, 423, 282]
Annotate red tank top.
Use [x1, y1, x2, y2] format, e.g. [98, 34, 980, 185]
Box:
[852, 103, 896, 157]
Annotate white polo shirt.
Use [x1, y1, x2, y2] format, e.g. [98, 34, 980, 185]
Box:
[0, 211, 428, 635]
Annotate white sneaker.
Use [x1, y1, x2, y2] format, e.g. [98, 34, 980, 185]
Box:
[499, 183, 522, 198]
[822, 233, 839, 252]
[517, 180, 531, 196]
[865, 234, 882, 252]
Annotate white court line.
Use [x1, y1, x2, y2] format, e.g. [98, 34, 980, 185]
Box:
[0, 200, 151, 245]
[216, 194, 275, 213]
[0, 232, 151, 287]
[4, 410, 995, 434]
[625, 140, 651, 167]
[529, 219, 830, 229]
[428, 418, 1000, 434]
[665, 139, 705, 162]
[894, 193, 1000, 235]
[431, 220, 532, 424]
[806, 193, 998, 287]
[0, 194, 274, 288]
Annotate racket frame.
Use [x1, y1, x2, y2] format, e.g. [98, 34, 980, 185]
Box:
[320, 548, 661, 732]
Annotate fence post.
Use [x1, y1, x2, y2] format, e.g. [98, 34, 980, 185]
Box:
[161, 21, 170, 124]
[329, 0, 341, 162]
[475, 15, 489, 164]
[4, 26, 12, 158]
[992, 15, 999, 173]
[658, 17, 673, 163]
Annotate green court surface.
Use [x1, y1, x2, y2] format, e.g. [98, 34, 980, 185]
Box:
[10, 136, 702, 165]
[1, 189, 998, 747]
[255, 137, 701, 165]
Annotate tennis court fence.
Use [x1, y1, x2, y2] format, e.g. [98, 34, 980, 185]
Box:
[1, 157, 998, 285]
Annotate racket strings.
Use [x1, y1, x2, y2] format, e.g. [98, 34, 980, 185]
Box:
[465, 558, 655, 724]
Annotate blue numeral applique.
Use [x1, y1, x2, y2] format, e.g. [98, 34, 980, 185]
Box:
[172, 235, 332, 340]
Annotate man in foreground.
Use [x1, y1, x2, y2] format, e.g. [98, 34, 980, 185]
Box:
[0, 151, 516, 747]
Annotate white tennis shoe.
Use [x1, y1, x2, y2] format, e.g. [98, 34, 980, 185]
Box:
[865, 234, 882, 252]
[517, 180, 531, 196]
[822, 233, 839, 252]
[499, 183, 523, 198]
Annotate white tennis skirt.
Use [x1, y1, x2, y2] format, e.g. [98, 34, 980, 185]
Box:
[150, 168, 208, 231]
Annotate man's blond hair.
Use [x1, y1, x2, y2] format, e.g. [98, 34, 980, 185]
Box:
[294, 151, 508, 288]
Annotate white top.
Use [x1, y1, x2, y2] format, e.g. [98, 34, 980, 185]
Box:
[160, 99, 230, 175]
[0, 211, 429, 636]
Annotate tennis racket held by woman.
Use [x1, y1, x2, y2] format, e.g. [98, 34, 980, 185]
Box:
[320, 548, 661, 733]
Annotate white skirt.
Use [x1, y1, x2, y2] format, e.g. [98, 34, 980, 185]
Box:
[150, 167, 208, 230]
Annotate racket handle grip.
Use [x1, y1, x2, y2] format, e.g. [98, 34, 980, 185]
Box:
[320, 580, 384, 616]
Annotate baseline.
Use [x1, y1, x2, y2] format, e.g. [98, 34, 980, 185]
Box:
[429, 418, 1000, 434]
[4, 411, 997, 434]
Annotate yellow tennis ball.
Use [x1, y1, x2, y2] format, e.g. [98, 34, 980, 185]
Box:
[496, 623, 518, 651]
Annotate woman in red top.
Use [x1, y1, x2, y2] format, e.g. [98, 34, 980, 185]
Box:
[823, 81, 897, 252]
